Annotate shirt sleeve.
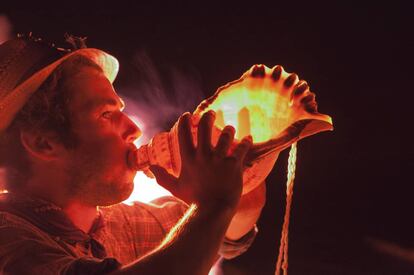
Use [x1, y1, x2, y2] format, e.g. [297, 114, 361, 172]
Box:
[148, 196, 259, 260]
[219, 224, 258, 259]
[0, 212, 121, 275]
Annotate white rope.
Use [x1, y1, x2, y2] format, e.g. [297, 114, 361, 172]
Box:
[275, 142, 298, 275]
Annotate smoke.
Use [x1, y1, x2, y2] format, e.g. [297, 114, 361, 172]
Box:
[0, 14, 12, 45]
[120, 50, 205, 145]
[366, 237, 414, 263]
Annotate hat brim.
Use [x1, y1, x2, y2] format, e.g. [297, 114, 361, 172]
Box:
[0, 48, 119, 133]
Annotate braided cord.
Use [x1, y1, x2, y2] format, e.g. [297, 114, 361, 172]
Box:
[275, 142, 297, 275]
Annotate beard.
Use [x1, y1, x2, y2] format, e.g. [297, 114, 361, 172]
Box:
[66, 146, 135, 207]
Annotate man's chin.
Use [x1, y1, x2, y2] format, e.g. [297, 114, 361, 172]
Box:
[81, 180, 135, 207]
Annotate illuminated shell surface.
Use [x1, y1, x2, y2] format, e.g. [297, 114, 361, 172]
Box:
[192, 65, 333, 193]
[194, 64, 333, 151]
[137, 65, 334, 195]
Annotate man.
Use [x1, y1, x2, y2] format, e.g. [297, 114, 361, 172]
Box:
[0, 35, 299, 274]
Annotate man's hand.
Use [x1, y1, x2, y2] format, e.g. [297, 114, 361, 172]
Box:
[115, 113, 252, 275]
[150, 111, 252, 210]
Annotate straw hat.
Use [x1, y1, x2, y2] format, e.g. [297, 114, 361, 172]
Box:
[0, 34, 119, 133]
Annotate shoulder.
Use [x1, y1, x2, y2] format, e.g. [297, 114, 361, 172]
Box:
[0, 211, 76, 274]
[0, 211, 49, 239]
[100, 196, 189, 232]
[100, 196, 188, 216]
[0, 211, 72, 253]
[143, 196, 189, 227]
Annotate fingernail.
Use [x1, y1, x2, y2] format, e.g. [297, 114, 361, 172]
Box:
[209, 110, 216, 118]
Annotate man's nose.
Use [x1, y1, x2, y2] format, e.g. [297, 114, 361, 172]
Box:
[122, 114, 142, 143]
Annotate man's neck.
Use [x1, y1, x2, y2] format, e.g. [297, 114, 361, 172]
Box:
[63, 201, 98, 233]
[20, 170, 99, 233]
[17, 186, 99, 233]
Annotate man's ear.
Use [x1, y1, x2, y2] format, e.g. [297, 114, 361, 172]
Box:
[20, 130, 66, 161]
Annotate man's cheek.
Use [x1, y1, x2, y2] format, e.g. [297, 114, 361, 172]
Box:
[95, 138, 127, 163]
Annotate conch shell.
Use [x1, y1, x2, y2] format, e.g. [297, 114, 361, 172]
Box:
[193, 64, 333, 162]
[192, 65, 333, 193]
[131, 64, 333, 195]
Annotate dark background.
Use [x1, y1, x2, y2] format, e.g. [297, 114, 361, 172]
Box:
[2, 2, 412, 274]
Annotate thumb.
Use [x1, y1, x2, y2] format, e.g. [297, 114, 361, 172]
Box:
[149, 165, 179, 194]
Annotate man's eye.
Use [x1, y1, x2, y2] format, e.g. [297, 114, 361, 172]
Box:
[101, 111, 112, 119]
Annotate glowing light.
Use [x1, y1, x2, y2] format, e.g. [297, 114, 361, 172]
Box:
[209, 259, 223, 275]
[123, 171, 171, 204]
[123, 115, 172, 204]
[160, 203, 197, 247]
[204, 86, 285, 142]
[195, 65, 332, 145]
[121, 65, 332, 274]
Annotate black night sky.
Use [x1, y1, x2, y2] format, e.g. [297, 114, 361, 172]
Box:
[1, 2, 412, 274]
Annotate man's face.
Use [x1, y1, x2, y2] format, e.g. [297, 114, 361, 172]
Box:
[64, 66, 141, 206]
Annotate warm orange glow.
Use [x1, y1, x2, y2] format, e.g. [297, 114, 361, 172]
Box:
[194, 65, 333, 145]
[200, 81, 287, 142]
[125, 65, 333, 275]
[123, 116, 172, 205]
[123, 171, 171, 204]
[132, 64, 334, 196]
[191, 64, 333, 194]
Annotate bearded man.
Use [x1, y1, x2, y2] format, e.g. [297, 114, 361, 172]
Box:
[0, 35, 275, 274]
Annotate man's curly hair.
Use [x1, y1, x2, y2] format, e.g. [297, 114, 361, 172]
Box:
[0, 55, 103, 190]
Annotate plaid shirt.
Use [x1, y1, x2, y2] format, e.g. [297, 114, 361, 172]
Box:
[0, 194, 257, 274]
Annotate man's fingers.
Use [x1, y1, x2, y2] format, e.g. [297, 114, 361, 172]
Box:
[149, 165, 179, 194]
[197, 111, 215, 155]
[230, 135, 253, 163]
[178, 113, 195, 159]
[215, 125, 235, 157]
